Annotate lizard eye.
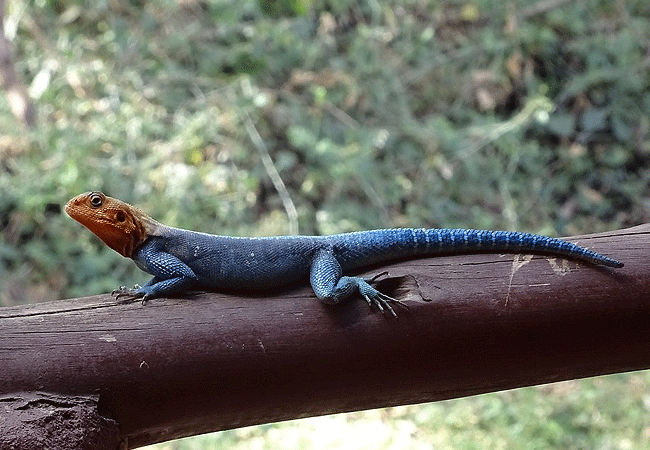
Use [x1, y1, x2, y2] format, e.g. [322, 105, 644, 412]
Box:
[89, 193, 103, 208]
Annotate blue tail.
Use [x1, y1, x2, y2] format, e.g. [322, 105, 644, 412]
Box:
[330, 228, 623, 269]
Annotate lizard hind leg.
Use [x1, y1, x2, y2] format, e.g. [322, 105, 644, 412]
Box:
[309, 250, 407, 317]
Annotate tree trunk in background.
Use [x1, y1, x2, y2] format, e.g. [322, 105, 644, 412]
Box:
[0, 0, 36, 128]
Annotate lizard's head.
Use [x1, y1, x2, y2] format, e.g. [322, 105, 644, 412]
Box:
[65, 191, 157, 257]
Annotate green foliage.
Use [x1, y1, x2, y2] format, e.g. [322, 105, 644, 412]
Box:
[1, 0, 648, 298]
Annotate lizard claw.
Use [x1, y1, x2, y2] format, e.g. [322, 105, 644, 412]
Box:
[357, 279, 409, 318]
[111, 286, 126, 297]
[112, 285, 146, 304]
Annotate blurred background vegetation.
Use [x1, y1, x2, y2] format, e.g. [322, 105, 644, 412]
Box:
[0, 0, 649, 448]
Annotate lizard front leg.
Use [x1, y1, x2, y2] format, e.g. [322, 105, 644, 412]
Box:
[114, 242, 199, 301]
[309, 249, 407, 317]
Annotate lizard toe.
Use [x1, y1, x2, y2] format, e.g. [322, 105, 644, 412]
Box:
[358, 279, 407, 318]
[112, 285, 146, 301]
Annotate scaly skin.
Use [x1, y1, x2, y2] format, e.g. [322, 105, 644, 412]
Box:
[65, 191, 623, 317]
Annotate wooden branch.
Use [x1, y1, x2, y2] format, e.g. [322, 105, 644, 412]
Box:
[1, 225, 649, 449]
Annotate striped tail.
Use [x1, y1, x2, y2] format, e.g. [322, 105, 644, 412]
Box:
[333, 228, 623, 269]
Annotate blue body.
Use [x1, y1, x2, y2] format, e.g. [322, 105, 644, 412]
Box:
[123, 227, 622, 315]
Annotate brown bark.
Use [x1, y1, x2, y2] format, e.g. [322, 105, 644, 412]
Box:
[1, 225, 647, 449]
[1, 394, 121, 450]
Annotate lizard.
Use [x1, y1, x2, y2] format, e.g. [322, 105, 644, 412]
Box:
[65, 191, 623, 317]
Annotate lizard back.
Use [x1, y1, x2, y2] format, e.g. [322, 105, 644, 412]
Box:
[149, 226, 621, 291]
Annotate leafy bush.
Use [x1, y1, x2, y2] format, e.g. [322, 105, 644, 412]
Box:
[1, 0, 648, 304]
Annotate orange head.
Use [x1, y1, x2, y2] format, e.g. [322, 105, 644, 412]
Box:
[65, 191, 157, 257]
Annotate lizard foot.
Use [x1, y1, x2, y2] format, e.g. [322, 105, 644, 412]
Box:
[112, 285, 148, 305]
[357, 277, 409, 318]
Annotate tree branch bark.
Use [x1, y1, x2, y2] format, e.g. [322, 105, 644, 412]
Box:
[1, 225, 648, 449]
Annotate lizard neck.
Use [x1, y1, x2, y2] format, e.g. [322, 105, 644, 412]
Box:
[65, 191, 163, 258]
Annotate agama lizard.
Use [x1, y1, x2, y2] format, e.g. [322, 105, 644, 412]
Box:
[65, 191, 623, 317]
